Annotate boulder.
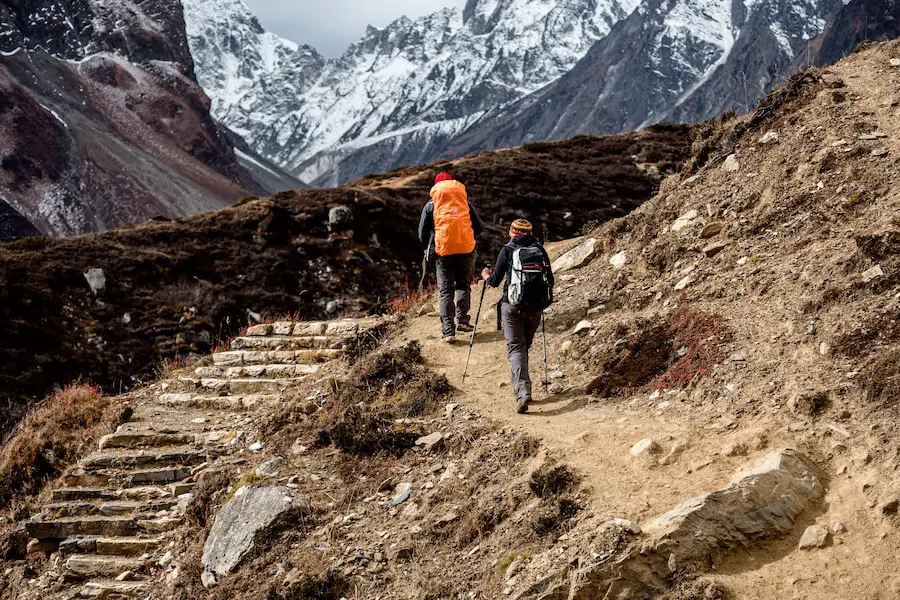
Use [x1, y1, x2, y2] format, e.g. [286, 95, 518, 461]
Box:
[630, 439, 661, 458]
[328, 205, 353, 230]
[415, 432, 444, 452]
[552, 238, 598, 272]
[202, 486, 310, 587]
[512, 450, 823, 599]
[759, 131, 780, 144]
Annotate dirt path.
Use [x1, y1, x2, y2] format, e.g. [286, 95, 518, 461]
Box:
[400, 283, 745, 525]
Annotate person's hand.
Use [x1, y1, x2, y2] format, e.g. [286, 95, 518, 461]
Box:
[481, 267, 491, 281]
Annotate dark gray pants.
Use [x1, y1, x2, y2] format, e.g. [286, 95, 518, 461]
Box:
[435, 252, 476, 336]
[501, 303, 542, 402]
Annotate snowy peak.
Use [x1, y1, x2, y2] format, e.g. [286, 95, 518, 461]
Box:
[184, 0, 640, 185]
[181, 0, 314, 116]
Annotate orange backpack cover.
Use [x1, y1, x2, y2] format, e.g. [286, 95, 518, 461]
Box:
[430, 180, 476, 257]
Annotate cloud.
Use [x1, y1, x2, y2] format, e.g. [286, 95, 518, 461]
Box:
[242, 0, 466, 56]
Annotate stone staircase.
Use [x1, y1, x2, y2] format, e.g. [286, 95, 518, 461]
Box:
[22, 319, 371, 598]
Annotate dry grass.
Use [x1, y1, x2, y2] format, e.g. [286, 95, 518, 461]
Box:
[0, 383, 118, 507]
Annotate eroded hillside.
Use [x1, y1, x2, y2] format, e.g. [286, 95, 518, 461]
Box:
[1, 39, 897, 600]
[0, 127, 688, 436]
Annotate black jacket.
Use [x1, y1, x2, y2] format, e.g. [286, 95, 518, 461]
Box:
[486, 235, 555, 301]
[417, 200, 485, 251]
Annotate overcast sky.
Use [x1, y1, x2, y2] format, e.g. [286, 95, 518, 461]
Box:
[242, 0, 466, 57]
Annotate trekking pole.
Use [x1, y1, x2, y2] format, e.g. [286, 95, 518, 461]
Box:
[418, 232, 434, 292]
[541, 312, 550, 393]
[462, 263, 491, 384]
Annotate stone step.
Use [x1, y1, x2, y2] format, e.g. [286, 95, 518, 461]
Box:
[59, 536, 165, 557]
[244, 320, 359, 338]
[44, 499, 177, 519]
[213, 349, 343, 366]
[79, 579, 150, 598]
[62, 467, 191, 490]
[81, 447, 208, 470]
[230, 336, 336, 351]
[158, 393, 278, 410]
[52, 488, 118, 503]
[26, 517, 140, 540]
[65, 554, 150, 579]
[99, 431, 193, 450]
[194, 364, 320, 379]
[182, 377, 302, 394]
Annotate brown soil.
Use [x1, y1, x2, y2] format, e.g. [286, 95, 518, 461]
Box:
[0, 128, 690, 437]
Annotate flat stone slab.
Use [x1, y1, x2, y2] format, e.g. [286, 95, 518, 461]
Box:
[99, 431, 193, 450]
[51, 488, 117, 503]
[26, 517, 140, 540]
[552, 238, 598, 273]
[66, 554, 149, 578]
[158, 393, 278, 410]
[212, 349, 342, 366]
[80, 580, 149, 597]
[193, 377, 302, 394]
[82, 448, 207, 470]
[194, 364, 320, 379]
[229, 336, 332, 351]
[202, 486, 310, 586]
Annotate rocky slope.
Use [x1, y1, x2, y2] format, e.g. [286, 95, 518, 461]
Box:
[183, 0, 640, 186]
[0, 126, 688, 437]
[0, 0, 302, 239]
[186, 0, 896, 186]
[2, 40, 900, 600]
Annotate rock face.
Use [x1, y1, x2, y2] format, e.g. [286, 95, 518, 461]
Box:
[514, 450, 823, 599]
[0, 0, 298, 239]
[183, 0, 640, 186]
[202, 486, 310, 585]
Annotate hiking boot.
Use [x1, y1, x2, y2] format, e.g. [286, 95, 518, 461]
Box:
[516, 397, 530, 414]
[457, 322, 474, 333]
[441, 334, 456, 344]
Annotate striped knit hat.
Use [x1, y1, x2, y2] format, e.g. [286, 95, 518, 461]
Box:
[509, 219, 533, 237]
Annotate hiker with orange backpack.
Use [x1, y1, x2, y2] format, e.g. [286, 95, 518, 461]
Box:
[481, 219, 554, 413]
[418, 173, 485, 342]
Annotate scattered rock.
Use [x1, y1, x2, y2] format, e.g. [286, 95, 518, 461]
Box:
[730, 352, 746, 362]
[115, 571, 136, 582]
[248, 442, 264, 453]
[819, 342, 831, 356]
[328, 205, 353, 230]
[613, 518, 642, 535]
[444, 403, 458, 419]
[572, 320, 594, 334]
[256, 458, 285, 477]
[202, 486, 310, 587]
[723, 154, 740, 172]
[659, 441, 689, 466]
[415, 432, 444, 452]
[702, 242, 727, 258]
[552, 238, 599, 272]
[831, 522, 846, 534]
[798, 525, 829, 549]
[393, 483, 413, 506]
[325, 300, 342, 315]
[159, 551, 174, 569]
[872, 148, 889, 157]
[609, 250, 628, 269]
[759, 131, 780, 144]
[504, 559, 521, 581]
[674, 275, 693, 291]
[862, 265, 884, 283]
[559, 340, 573, 356]
[671, 210, 700, 232]
[820, 72, 844, 88]
[84, 268, 107, 296]
[699, 222, 725, 239]
[630, 439, 661, 458]
[891, 58, 900, 67]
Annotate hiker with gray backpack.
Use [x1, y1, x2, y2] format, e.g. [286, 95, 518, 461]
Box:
[481, 219, 555, 414]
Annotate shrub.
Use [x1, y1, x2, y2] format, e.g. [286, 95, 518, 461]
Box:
[317, 406, 420, 457]
[529, 465, 578, 498]
[269, 572, 349, 600]
[0, 384, 112, 506]
[533, 497, 582, 536]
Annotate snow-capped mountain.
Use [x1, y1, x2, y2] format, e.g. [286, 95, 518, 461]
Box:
[451, 0, 845, 153]
[0, 0, 301, 239]
[183, 0, 640, 186]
